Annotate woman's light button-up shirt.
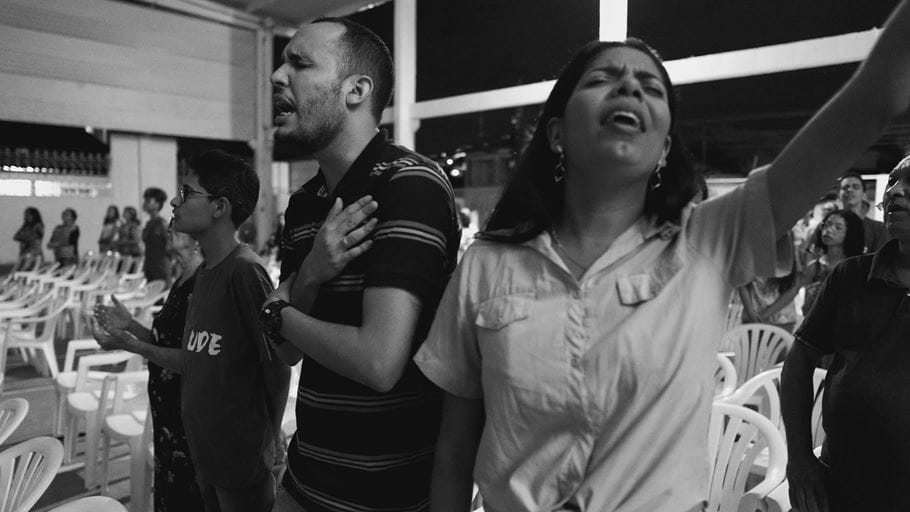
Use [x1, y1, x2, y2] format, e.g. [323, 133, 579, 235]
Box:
[414, 168, 789, 512]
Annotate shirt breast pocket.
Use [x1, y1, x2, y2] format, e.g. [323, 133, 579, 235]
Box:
[475, 294, 564, 401]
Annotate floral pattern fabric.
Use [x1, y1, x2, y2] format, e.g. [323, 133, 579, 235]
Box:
[149, 273, 202, 511]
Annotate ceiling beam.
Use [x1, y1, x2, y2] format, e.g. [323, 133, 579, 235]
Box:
[407, 29, 881, 121]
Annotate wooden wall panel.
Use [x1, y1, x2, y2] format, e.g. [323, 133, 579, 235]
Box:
[0, 0, 258, 141]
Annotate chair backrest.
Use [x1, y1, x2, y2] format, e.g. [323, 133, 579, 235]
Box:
[811, 368, 827, 447]
[49, 496, 128, 512]
[0, 399, 29, 446]
[713, 353, 738, 400]
[706, 402, 787, 512]
[720, 323, 793, 386]
[0, 436, 64, 512]
[74, 352, 143, 392]
[142, 280, 167, 298]
[721, 368, 784, 433]
[94, 371, 148, 417]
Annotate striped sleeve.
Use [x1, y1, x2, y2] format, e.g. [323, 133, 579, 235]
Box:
[365, 160, 458, 299]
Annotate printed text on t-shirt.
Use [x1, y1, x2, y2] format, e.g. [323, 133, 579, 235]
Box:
[186, 330, 223, 356]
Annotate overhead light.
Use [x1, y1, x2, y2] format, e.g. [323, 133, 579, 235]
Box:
[450, 169, 461, 178]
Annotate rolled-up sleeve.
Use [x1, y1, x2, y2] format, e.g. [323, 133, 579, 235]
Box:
[688, 166, 793, 287]
[414, 248, 483, 399]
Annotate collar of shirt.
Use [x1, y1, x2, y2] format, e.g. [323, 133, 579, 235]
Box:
[520, 213, 681, 279]
[868, 239, 906, 288]
[328, 131, 387, 200]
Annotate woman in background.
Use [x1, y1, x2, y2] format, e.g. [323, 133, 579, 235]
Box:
[91, 228, 204, 511]
[98, 205, 120, 253]
[13, 207, 44, 270]
[47, 208, 80, 266]
[801, 209, 864, 315]
[115, 206, 142, 257]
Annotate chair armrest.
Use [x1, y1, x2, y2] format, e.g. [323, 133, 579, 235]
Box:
[63, 339, 103, 372]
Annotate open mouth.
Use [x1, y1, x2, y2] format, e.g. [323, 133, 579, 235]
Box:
[602, 109, 644, 132]
[273, 96, 296, 123]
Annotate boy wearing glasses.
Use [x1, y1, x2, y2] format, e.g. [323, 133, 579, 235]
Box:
[171, 150, 289, 512]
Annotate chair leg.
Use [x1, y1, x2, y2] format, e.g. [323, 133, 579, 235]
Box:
[129, 438, 148, 512]
[100, 431, 112, 495]
[85, 411, 100, 489]
[63, 409, 80, 464]
[55, 390, 67, 437]
[40, 343, 59, 378]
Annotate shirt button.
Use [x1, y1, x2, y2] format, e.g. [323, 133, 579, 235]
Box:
[572, 355, 582, 367]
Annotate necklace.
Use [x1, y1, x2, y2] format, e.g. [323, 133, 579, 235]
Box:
[550, 228, 589, 272]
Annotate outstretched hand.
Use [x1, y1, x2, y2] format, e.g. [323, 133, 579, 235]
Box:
[93, 295, 133, 335]
[87, 315, 133, 352]
[301, 195, 378, 285]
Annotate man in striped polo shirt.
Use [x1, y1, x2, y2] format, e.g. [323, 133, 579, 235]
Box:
[263, 17, 460, 512]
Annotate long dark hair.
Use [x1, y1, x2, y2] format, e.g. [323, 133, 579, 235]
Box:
[813, 209, 865, 257]
[103, 205, 120, 224]
[481, 39, 699, 243]
[23, 207, 43, 228]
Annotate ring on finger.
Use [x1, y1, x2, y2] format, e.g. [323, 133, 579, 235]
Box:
[340, 236, 350, 249]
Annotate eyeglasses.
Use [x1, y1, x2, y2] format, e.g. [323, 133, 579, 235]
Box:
[177, 184, 215, 205]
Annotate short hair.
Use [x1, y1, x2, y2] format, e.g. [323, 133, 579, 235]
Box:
[481, 39, 699, 243]
[187, 150, 259, 227]
[838, 170, 864, 186]
[63, 207, 78, 221]
[143, 187, 167, 211]
[313, 17, 393, 123]
[123, 206, 139, 224]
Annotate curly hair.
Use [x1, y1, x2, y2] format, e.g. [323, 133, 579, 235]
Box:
[813, 209, 865, 257]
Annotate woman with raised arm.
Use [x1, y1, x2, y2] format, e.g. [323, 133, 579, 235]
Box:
[414, 2, 910, 511]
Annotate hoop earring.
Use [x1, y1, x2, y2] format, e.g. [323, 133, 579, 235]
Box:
[649, 160, 666, 191]
[554, 147, 567, 183]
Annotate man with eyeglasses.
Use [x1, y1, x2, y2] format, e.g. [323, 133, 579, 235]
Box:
[782, 154, 910, 511]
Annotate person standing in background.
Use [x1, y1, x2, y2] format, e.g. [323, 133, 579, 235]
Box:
[98, 205, 120, 253]
[838, 171, 889, 252]
[47, 208, 79, 266]
[14, 206, 44, 270]
[143, 187, 172, 284]
[115, 206, 142, 257]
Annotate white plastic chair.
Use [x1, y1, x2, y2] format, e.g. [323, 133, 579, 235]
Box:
[719, 324, 793, 387]
[54, 338, 110, 436]
[707, 402, 787, 512]
[714, 353, 738, 400]
[0, 399, 29, 446]
[0, 436, 64, 512]
[49, 496, 128, 512]
[4, 297, 68, 377]
[63, 352, 143, 489]
[97, 371, 149, 508]
[722, 367, 827, 449]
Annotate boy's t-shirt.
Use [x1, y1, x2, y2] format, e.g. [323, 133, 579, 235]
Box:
[181, 243, 277, 489]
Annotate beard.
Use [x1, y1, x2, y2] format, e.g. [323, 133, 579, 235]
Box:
[275, 82, 345, 158]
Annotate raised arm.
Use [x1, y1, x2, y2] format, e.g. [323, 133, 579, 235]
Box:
[767, 0, 910, 234]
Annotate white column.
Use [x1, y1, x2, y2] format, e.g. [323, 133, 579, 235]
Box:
[599, 0, 628, 41]
[111, 133, 177, 216]
[393, 0, 417, 149]
[254, 23, 275, 251]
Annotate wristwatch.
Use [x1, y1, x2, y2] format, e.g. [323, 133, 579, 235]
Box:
[260, 299, 292, 345]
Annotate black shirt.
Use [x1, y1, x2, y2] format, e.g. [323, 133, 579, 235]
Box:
[279, 132, 460, 512]
[796, 240, 910, 510]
